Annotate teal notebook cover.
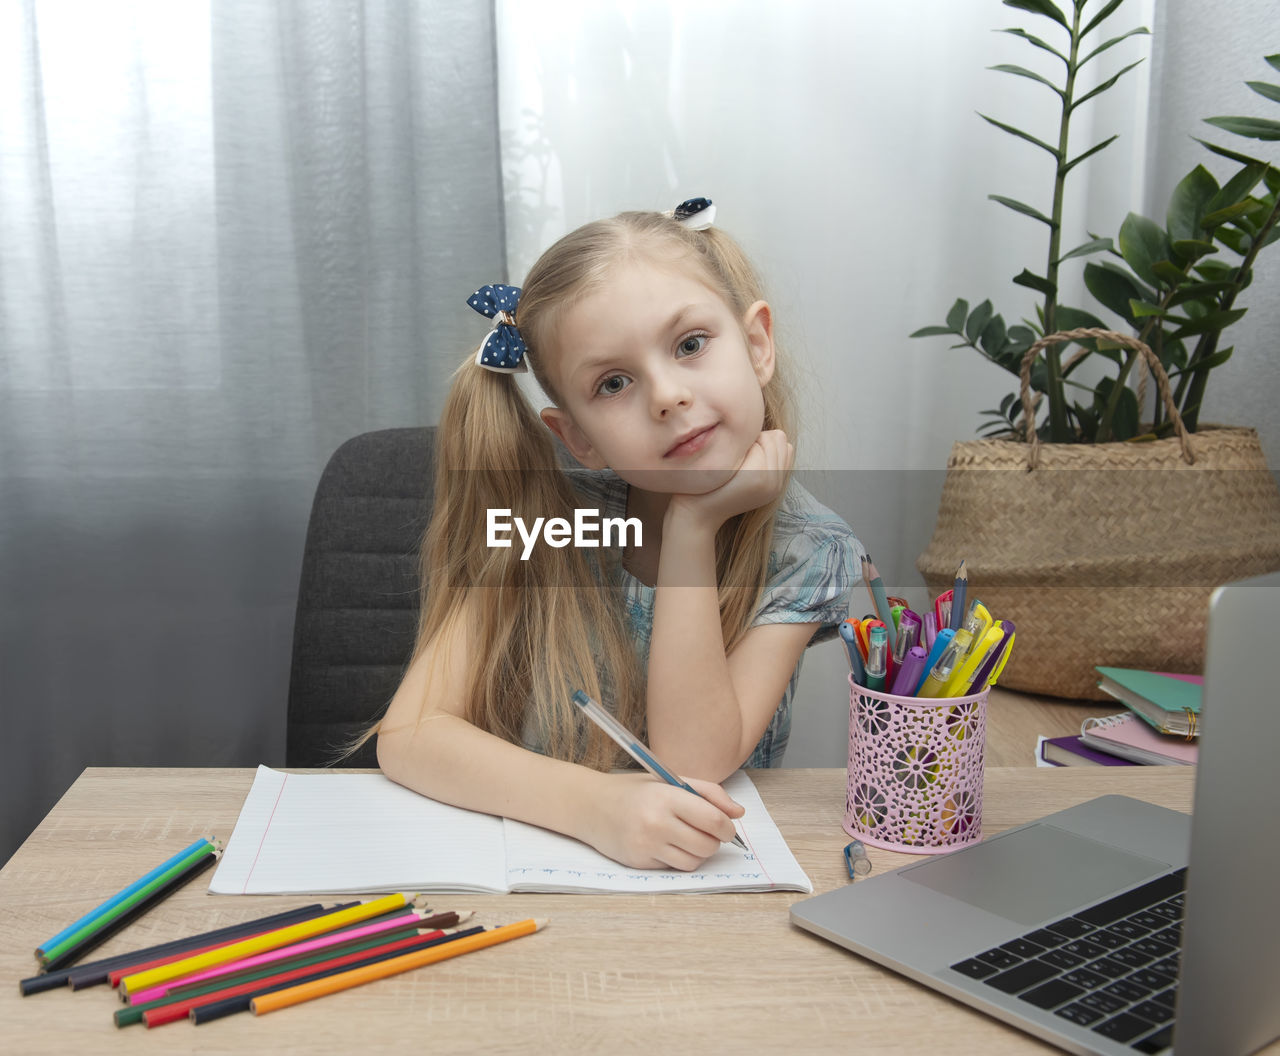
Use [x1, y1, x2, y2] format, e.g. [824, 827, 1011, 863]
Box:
[1094, 667, 1202, 715]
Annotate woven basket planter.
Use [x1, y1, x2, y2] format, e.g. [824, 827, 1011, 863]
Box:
[917, 330, 1280, 700]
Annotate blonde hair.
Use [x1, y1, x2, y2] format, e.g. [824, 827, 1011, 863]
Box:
[360, 209, 796, 769]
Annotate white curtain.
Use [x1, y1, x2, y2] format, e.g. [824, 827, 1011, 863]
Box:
[0, 0, 506, 861]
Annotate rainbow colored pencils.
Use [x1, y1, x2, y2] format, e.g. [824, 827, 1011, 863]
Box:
[128, 908, 451, 1004]
[130, 926, 479, 1028]
[35, 837, 211, 959]
[251, 919, 546, 1016]
[21, 903, 341, 996]
[119, 892, 412, 996]
[40, 841, 221, 972]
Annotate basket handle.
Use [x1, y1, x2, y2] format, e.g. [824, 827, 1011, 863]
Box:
[1018, 328, 1195, 469]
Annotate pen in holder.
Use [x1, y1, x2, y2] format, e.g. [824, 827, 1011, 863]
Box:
[844, 676, 987, 854]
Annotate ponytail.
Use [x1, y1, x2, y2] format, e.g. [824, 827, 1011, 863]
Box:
[405, 355, 644, 769]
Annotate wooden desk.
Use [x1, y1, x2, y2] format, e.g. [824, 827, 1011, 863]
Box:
[0, 766, 1219, 1055]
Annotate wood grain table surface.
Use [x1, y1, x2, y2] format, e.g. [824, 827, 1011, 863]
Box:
[1, 758, 1211, 1055]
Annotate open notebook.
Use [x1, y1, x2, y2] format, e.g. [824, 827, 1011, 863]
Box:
[210, 766, 811, 895]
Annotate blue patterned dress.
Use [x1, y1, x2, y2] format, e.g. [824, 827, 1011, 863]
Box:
[565, 469, 863, 766]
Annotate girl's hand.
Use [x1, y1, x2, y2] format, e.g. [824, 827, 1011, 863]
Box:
[667, 429, 794, 534]
[581, 773, 746, 870]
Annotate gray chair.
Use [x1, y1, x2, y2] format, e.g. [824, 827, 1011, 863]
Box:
[285, 427, 436, 767]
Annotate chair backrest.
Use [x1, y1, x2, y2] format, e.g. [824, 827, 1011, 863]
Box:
[286, 427, 436, 767]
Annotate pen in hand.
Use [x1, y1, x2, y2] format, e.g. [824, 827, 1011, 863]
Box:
[570, 689, 749, 851]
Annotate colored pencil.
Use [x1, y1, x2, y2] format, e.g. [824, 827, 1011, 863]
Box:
[949, 559, 968, 631]
[118, 931, 406, 1027]
[127, 907, 453, 999]
[118, 905, 415, 999]
[189, 924, 481, 1026]
[170, 911, 466, 1010]
[129, 926, 480, 1028]
[117, 928, 461, 1028]
[129, 908, 453, 1004]
[96, 896, 355, 988]
[40, 849, 219, 973]
[39, 841, 218, 967]
[35, 837, 212, 959]
[22, 903, 338, 996]
[861, 555, 897, 651]
[251, 918, 547, 1016]
[119, 892, 411, 996]
[860, 556, 879, 621]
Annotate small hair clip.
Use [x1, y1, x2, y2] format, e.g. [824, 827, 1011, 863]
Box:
[672, 196, 716, 231]
[467, 283, 528, 373]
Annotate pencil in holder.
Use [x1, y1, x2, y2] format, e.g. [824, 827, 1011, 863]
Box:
[844, 676, 987, 854]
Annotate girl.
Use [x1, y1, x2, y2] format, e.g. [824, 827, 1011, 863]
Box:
[372, 199, 861, 871]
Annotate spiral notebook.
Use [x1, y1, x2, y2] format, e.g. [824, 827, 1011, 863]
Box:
[1079, 713, 1199, 766]
[1095, 666, 1203, 738]
[209, 766, 811, 895]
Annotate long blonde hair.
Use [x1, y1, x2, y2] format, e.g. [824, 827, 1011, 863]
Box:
[365, 209, 796, 769]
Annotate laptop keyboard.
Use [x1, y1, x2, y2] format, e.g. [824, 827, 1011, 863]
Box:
[949, 868, 1185, 1053]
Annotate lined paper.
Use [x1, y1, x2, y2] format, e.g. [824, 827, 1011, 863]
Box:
[210, 767, 507, 894]
[210, 767, 811, 895]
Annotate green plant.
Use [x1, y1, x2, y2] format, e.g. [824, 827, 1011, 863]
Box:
[912, 0, 1280, 443]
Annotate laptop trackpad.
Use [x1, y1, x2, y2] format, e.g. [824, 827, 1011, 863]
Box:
[901, 823, 1170, 926]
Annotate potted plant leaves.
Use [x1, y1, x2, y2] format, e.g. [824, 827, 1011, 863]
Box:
[911, 0, 1280, 698]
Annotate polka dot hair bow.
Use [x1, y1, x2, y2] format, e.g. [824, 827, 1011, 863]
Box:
[467, 283, 529, 373]
[672, 196, 716, 230]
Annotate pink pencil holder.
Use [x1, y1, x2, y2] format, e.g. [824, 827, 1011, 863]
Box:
[844, 676, 988, 854]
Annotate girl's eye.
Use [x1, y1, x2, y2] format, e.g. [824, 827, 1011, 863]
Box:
[596, 374, 630, 396]
[677, 334, 708, 357]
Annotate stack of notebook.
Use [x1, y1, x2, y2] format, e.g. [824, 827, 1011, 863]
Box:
[1038, 667, 1202, 767]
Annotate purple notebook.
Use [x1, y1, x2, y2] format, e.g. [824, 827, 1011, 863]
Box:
[1039, 734, 1137, 767]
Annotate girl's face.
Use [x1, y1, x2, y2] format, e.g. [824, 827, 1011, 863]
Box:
[539, 257, 775, 497]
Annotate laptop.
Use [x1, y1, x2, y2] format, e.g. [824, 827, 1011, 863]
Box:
[791, 571, 1280, 1055]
